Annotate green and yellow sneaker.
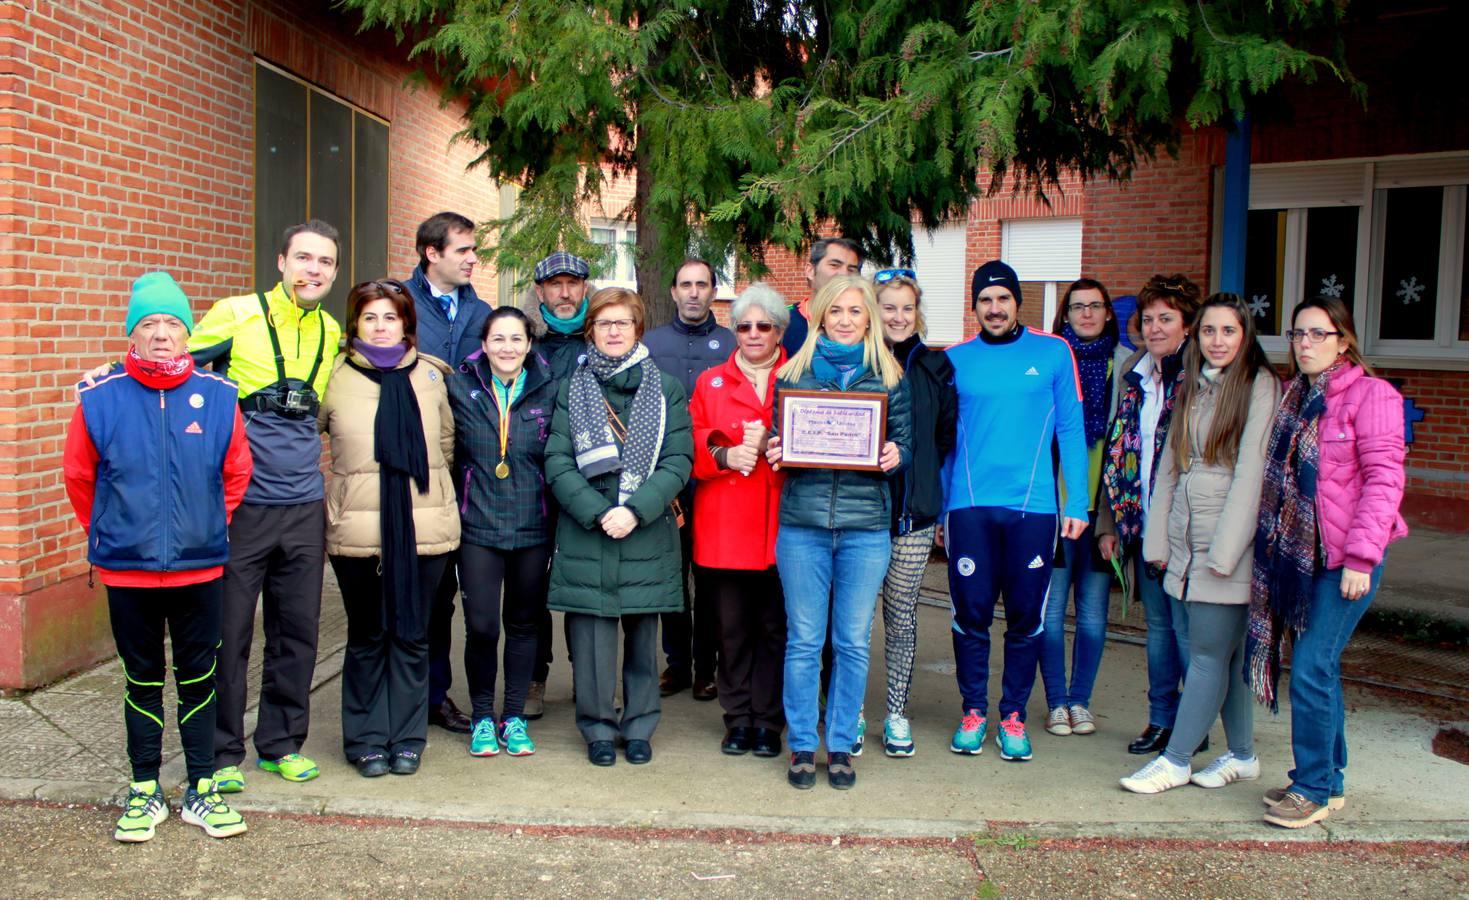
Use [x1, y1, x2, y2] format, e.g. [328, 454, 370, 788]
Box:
[182, 778, 247, 839]
[500, 716, 536, 757]
[114, 779, 168, 843]
[212, 765, 245, 794]
[257, 753, 319, 782]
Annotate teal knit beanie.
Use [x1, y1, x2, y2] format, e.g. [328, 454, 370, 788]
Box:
[126, 272, 194, 336]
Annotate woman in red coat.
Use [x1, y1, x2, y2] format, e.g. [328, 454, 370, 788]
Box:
[689, 282, 789, 759]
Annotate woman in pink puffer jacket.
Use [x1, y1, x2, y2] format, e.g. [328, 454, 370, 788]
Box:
[1249, 295, 1407, 831]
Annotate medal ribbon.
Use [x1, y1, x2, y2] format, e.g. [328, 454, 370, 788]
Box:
[494, 370, 521, 473]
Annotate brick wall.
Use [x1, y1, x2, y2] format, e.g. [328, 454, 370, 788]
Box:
[0, 0, 501, 688]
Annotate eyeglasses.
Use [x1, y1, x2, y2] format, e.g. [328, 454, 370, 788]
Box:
[1068, 301, 1106, 313]
[591, 318, 635, 333]
[736, 321, 775, 333]
[873, 268, 916, 284]
[1285, 328, 1342, 345]
[351, 280, 405, 295]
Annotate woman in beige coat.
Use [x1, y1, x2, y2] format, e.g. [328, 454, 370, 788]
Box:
[320, 279, 459, 778]
[1121, 294, 1279, 795]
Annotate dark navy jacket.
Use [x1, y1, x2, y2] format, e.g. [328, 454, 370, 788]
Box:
[78, 368, 240, 572]
[405, 267, 492, 367]
[642, 314, 736, 403]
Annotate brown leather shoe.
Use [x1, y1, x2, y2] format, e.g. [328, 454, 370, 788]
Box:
[692, 678, 718, 701]
[429, 697, 472, 734]
[659, 668, 691, 697]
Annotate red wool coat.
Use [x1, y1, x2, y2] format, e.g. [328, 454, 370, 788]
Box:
[689, 350, 786, 570]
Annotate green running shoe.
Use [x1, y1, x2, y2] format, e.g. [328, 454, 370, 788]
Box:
[114, 780, 168, 843]
[182, 778, 247, 839]
[212, 765, 245, 794]
[949, 709, 987, 755]
[469, 718, 501, 757]
[257, 752, 319, 782]
[995, 712, 1033, 761]
[851, 709, 866, 756]
[500, 716, 536, 756]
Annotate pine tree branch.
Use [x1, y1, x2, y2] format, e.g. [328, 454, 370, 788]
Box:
[1197, 0, 1240, 46]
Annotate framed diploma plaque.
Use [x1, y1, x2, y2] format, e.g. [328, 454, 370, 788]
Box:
[777, 389, 888, 471]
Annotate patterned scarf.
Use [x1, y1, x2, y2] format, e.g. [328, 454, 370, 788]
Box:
[568, 342, 667, 504]
[126, 346, 194, 381]
[1060, 324, 1118, 445]
[1246, 360, 1340, 711]
[1100, 344, 1186, 547]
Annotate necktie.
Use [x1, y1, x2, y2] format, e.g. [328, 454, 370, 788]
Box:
[437, 294, 455, 323]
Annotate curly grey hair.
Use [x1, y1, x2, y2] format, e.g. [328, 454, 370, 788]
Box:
[729, 282, 790, 331]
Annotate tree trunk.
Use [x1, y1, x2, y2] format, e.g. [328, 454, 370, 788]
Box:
[633, 112, 674, 329]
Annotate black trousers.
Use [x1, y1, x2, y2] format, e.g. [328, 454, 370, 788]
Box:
[109, 580, 223, 785]
[427, 551, 459, 708]
[566, 612, 661, 744]
[660, 515, 718, 680]
[459, 542, 550, 723]
[329, 553, 448, 761]
[215, 502, 325, 768]
[709, 567, 787, 731]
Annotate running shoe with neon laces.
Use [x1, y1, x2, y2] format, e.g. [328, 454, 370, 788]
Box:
[182, 778, 247, 838]
[949, 709, 986, 755]
[114, 779, 167, 843]
[1119, 756, 1190, 794]
[851, 709, 866, 756]
[500, 716, 536, 757]
[995, 712, 1033, 761]
[883, 714, 915, 757]
[469, 718, 501, 757]
[1191, 752, 1260, 788]
[257, 752, 319, 782]
[212, 765, 245, 793]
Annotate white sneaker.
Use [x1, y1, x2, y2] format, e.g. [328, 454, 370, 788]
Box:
[1068, 704, 1096, 735]
[1120, 756, 1191, 794]
[1045, 706, 1072, 736]
[1191, 752, 1260, 788]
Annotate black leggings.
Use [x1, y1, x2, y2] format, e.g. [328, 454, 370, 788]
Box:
[108, 580, 223, 785]
[459, 542, 551, 722]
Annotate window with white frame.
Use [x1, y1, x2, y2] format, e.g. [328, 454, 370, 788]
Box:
[1001, 217, 1083, 329]
[903, 223, 970, 345]
[1236, 153, 1469, 359]
[590, 219, 638, 288]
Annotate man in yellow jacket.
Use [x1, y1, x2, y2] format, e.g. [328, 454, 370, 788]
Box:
[187, 220, 343, 791]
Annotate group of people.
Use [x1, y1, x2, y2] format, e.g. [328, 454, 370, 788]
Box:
[65, 215, 1406, 845]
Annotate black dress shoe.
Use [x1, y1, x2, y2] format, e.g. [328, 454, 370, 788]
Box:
[721, 727, 753, 755]
[751, 728, 782, 758]
[429, 697, 472, 734]
[659, 668, 691, 697]
[1128, 724, 1172, 755]
[588, 740, 616, 766]
[355, 752, 390, 778]
[625, 739, 652, 764]
[692, 678, 718, 702]
[389, 749, 421, 775]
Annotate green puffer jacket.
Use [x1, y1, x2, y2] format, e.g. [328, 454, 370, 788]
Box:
[775, 367, 912, 532]
[545, 363, 693, 617]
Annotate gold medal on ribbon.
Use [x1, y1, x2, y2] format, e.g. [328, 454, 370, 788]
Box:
[495, 460, 510, 479]
[493, 370, 519, 482]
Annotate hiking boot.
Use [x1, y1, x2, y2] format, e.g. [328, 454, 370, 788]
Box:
[182, 778, 247, 839]
[827, 751, 856, 790]
[211, 765, 245, 794]
[1119, 756, 1190, 794]
[1046, 706, 1072, 736]
[883, 715, 915, 758]
[995, 712, 1033, 761]
[851, 709, 867, 756]
[257, 753, 318, 783]
[1263, 791, 1332, 828]
[114, 780, 167, 843]
[787, 751, 816, 790]
[501, 717, 536, 756]
[469, 718, 501, 757]
[524, 681, 546, 720]
[1191, 752, 1260, 789]
[1068, 705, 1096, 735]
[1263, 786, 1345, 811]
[950, 709, 986, 755]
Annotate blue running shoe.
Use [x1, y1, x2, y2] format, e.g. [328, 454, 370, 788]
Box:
[469, 718, 501, 757]
[950, 709, 986, 755]
[996, 712, 1033, 761]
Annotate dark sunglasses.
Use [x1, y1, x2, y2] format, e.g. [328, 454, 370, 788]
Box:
[736, 321, 776, 333]
[873, 268, 916, 284]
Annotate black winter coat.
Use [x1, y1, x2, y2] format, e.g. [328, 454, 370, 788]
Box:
[889, 335, 958, 534]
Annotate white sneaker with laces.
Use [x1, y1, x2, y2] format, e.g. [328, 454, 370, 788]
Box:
[1120, 756, 1191, 794]
[1045, 706, 1072, 736]
[1191, 752, 1260, 788]
[1068, 704, 1096, 735]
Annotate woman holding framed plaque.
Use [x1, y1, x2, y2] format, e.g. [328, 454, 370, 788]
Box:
[765, 274, 911, 791]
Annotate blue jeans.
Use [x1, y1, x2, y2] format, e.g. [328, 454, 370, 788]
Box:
[1136, 556, 1188, 728]
[776, 525, 890, 753]
[1287, 562, 1383, 805]
[1039, 529, 1112, 710]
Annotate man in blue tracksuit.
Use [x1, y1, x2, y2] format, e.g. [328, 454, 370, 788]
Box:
[943, 260, 1089, 761]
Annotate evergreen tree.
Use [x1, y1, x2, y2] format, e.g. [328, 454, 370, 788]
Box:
[343, 0, 1353, 324]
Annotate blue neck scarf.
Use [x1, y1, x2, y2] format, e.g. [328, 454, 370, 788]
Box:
[541, 299, 588, 335]
[812, 335, 868, 389]
[1060, 324, 1118, 445]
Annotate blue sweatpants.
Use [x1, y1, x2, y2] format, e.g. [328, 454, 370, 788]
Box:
[946, 506, 1057, 722]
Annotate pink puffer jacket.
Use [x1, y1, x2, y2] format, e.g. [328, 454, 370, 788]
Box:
[1315, 364, 1408, 573]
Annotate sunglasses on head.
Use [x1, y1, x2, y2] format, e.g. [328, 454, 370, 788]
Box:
[736, 321, 775, 333]
[873, 268, 916, 284]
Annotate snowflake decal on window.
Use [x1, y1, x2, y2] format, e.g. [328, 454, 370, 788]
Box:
[1319, 274, 1344, 298]
[1396, 276, 1424, 305]
[1247, 295, 1270, 317]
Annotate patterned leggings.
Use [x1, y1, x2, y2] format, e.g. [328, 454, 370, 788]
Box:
[880, 525, 936, 718]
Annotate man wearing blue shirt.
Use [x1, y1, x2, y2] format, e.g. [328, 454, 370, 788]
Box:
[943, 260, 1089, 762]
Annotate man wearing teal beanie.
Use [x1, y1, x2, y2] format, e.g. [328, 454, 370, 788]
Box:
[125, 271, 195, 336]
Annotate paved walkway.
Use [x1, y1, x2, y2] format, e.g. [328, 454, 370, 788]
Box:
[3, 529, 1466, 843]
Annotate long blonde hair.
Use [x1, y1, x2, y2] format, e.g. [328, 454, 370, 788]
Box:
[778, 275, 903, 388]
